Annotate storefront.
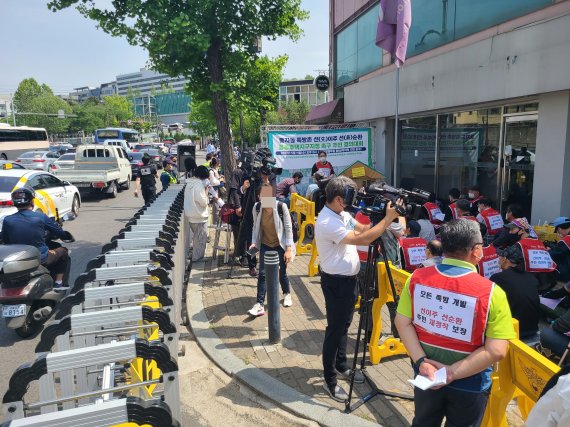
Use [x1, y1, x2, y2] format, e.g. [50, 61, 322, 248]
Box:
[396, 102, 538, 219]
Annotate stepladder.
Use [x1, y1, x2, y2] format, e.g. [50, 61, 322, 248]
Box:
[211, 217, 233, 264]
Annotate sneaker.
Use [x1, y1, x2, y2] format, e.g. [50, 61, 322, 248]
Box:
[336, 368, 365, 384]
[283, 293, 292, 307]
[323, 383, 348, 403]
[248, 303, 265, 317]
[239, 258, 249, 268]
[53, 285, 69, 292]
[249, 267, 258, 277]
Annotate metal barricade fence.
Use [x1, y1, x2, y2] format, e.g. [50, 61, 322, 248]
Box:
[1, 184, 189, 427]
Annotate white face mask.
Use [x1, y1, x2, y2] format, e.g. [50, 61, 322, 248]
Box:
[468, 192, 475, 199]
[202, 179, 210, 188]
[319, 156, 327, 163]
[261, 197, 276, 208]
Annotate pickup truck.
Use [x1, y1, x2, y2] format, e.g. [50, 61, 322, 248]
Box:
[53, 144, 131, 198]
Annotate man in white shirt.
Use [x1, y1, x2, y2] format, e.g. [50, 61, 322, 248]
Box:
[315, 176, 401, 402]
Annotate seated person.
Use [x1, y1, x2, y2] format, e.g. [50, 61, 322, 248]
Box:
[275, 172, 303, 207]
[468, 184, 484, 216]
[547, 217, 570, 282]
[305, 172, 323, 200]
[456, 199, 488, 237]
[420, 240, 443, 267]
[443, 187, 461, 221]
[476, 198, 504, 244]
[540, 282, 570, 359]
[492, 203, 525, 249]
[490, 244, 541, 339]
[417, 207, 436, 242]
[405, 219, 421, 238]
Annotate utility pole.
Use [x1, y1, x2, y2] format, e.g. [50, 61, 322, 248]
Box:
[10, 94, 16, 126]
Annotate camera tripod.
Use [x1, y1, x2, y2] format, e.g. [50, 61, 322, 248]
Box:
[344, 234, 413, 414]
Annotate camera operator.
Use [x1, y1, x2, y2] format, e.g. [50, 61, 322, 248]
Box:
[315, 176, 403, 402]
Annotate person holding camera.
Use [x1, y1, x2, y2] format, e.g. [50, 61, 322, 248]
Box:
[315, 176, 402, 402]
[395, 219, 515, 426]
[247, 184, 295, 316]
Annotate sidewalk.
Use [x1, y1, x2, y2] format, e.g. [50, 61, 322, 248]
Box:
[185, 150, 523, 426]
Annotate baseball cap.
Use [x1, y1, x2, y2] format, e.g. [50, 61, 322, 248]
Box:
[505, 217, 531, 232]
[550, 217, 570, 228]
[407, 220, 422, 237]
[497, 244, 524, 265]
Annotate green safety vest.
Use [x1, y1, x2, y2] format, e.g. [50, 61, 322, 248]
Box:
[163, 171, 178, 184]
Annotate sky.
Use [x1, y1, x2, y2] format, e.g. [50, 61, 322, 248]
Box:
[0, 0, 329, 96]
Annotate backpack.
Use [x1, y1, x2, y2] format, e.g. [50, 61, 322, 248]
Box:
[255, 202, 299, 243]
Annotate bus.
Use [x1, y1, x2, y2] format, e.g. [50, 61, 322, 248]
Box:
[0, 124, 49, 160]
[94, 127, 140, 145]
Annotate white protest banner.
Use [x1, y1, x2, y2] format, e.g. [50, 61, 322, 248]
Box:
[413, 284, 477, 343]
[267, 128, 372, 194]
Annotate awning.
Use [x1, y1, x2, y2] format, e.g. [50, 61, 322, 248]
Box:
[305, 99, 344, 125]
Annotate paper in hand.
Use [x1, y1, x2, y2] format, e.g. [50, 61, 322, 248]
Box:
[408, 367, 447, 390]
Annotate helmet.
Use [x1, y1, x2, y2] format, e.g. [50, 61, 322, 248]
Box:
[11, 187, 35, 208]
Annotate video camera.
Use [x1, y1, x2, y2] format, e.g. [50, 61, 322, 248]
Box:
[352, 182, 429, 222]
[240, 147, 283, 177]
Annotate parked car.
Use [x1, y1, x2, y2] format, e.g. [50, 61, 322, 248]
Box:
[49, 144, 73, 156]
[132, 144, 153, 152]
[0, 169, 81, 232]
[0, 160, 25, 170]
[139, 148, 164, 168]
[15, 151, 59, 172]
[104, 139, 131, 153]
[169, 145, 178, 155]
[52, 145, 131, 198]
[52, 153, 76, 171]
[128, 152, 159, 179]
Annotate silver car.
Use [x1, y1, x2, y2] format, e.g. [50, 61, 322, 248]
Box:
[15, 151, 59, 172]
[52, 153, 76, 171]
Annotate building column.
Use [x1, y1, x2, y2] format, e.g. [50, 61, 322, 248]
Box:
[532, 90, 570, 222]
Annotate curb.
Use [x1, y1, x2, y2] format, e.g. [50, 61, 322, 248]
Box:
[185, 257, 380, 427]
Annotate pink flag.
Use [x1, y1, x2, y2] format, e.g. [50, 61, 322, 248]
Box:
[376, 0, 412, 67]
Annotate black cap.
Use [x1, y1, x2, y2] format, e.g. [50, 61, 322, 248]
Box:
[456, 199, 471, 212]
[497, 244, 525, 265]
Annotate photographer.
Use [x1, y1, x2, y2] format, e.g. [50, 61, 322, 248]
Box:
[315, 176, 402, 402]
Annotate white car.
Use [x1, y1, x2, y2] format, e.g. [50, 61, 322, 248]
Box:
[52, 153, 76, 171]
[0, 169, 81, 232]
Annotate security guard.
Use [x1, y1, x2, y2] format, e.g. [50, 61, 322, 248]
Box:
[395, 219, 515, 426]
[134, 154, 158, 204]
[160, 159, 179, 190]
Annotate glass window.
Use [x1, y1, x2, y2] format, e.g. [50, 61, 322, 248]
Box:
[0, 176, 20, 192]
[437, 109, 501, 204]
[398, 116, 437, 193]
[335, 4, 382, 88]
[407, 0, 552, 58]
[41, 174, 63, 188]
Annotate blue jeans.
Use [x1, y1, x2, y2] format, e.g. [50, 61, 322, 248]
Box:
[256, 244, 290, 304]
[277, 197, 290, 208]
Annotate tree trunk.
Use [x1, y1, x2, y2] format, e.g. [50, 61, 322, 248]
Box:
[207, 40, 237, 177]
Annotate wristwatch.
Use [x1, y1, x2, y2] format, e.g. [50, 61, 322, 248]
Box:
[413, 356, 427, 371]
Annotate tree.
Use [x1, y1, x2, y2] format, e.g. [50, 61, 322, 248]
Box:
[266, 100, 310, 125]
[13, 78, 72, 134]
[188, 100, 218, 138]
[48, 0, 308, 177]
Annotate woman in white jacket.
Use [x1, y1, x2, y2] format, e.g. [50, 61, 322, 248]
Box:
[247, 184, 295, 316]
[184, 165, 214, 261]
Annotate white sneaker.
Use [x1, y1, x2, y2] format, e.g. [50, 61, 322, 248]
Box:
[248, 303, 265, 317]
[283, 293, 292, 307]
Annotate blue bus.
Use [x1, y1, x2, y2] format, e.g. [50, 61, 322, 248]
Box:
[94, 127, 139, 144]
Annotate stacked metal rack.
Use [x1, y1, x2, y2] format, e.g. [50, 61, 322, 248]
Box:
[1, 185, 188, 427]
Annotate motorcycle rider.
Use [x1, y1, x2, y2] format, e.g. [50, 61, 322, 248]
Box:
[0, 188, 73, 290]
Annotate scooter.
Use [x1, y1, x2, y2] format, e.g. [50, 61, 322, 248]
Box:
[0, 213, 75, 338]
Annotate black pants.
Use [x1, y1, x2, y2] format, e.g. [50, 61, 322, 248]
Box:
[320, 272, 358, 388]
[141, 186, 156, 205]
[43, 247, 69, 276]
[231, 223, 256, 268]
[412, 386, 489, 427]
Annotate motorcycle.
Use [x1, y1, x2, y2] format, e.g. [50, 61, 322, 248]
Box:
[0, 212, 76, 338]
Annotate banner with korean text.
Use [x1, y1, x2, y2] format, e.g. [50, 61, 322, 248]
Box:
[267, 128, 372, 195]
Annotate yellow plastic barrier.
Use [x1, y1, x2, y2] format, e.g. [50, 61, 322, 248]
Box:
[308, 243, 319, 277]
[534, 224, 560, 243]
[481, 331, 560, 426]
[369, 262, 410, 364]
[290, 193, 316, 255]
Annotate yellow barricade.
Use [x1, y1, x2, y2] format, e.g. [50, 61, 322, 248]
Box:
[534, 224, 560, 243]
[482, 328, 560, 426]
[369, 262, 410, 364]
[308, 243, 319, 277]
[290, 193, 316, 255]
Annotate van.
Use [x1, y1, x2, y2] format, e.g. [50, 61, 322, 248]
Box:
[104, 139, 131, 153]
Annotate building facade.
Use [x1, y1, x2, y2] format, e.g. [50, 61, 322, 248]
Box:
[330, 0, 570, 222]
[279, 79, 329, 106]
[116, 68, 189, 97]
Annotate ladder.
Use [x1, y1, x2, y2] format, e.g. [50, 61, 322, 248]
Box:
[211, 217, 232, 264]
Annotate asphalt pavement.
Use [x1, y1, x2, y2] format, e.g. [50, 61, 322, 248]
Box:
[0, 187, 143, 402]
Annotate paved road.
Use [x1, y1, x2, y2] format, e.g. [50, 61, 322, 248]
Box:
[0, 187, 143, 401]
